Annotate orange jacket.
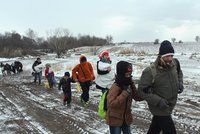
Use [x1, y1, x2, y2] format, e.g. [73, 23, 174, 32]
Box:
[72, 62, 95, 83]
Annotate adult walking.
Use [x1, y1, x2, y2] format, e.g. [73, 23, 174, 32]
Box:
[95, 50, 115, 94]
[138, 40, 184, 134]
[72, 55, 95, 106]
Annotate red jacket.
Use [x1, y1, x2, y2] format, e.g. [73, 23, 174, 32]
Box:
[45, 68, 54, 78]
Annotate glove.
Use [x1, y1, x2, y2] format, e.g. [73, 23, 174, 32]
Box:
[143, 86, 153, 93]
[123, 85, 131, 95]
[158, 99, 169, 109]
[178, 82, 184, 94]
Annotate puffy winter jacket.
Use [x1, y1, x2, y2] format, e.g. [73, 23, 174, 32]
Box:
[95, 61, 115, 89]
[72, 62, 95, 83]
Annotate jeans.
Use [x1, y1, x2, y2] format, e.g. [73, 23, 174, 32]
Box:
[34, 71, 42, 84]
[109, 124, 131, 134]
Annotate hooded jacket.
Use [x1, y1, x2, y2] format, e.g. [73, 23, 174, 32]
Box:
[72, 56, 95, 83]
[106, 82, 141, 126]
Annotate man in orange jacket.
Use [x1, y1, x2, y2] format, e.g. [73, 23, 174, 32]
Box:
[72, 55, 95, 106]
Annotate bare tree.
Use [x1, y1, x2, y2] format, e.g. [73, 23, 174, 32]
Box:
[195, 36, 200, 42]
[171, 38, 176, 43]
[106, 35, 113, 45]
[47, 28, 70, 58]
[25, 28, 37, 40]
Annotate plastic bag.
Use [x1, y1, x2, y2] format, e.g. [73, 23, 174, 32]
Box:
[76, 83, 81, 93]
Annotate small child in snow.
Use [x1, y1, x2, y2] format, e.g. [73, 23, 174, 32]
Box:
[58, 72, 74, 107]
[45, 63, 56, 89]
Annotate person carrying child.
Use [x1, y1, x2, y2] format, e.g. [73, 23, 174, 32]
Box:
[58, 72, 74, 107]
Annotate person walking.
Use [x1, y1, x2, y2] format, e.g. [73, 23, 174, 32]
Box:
[138, 40, 184, 134]
[95, 50, 115, 94]
[106, 61, 142, 134]
[32, 58, 43, 85]
[72, 55, 95, 107]
[58, 72, 74, 107]
[45, 63, 56, 89]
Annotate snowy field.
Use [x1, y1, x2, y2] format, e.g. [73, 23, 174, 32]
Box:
[0, 42, 200, 134]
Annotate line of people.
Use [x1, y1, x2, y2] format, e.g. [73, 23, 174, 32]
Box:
[31, 40, 184, 134]
[0, 61, 23, 76]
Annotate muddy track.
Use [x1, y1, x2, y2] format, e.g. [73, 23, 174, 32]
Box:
[0, 74, 200, 134]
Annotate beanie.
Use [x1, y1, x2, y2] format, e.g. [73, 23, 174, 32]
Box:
[159, 40, 174, 57]
[99, 50, 109, 60]
[116, 61, 132, 76]
[64, 72, 70, 77]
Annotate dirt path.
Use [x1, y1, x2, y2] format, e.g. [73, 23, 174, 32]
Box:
[0, 73, 199, 134]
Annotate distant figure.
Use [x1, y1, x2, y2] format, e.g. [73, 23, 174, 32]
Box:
[138, 40, 184, 134]
[1, 63, 12, 76]
[95, 50, 115, 94]
[72, 55, 95, 107]
[12, 61, 23, 74]
[45, 63, 56, 89]
[58, 72, 75, 107]
[32, 58, 43, 85]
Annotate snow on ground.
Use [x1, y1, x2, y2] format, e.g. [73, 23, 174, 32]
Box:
[0, 42, 200, 134]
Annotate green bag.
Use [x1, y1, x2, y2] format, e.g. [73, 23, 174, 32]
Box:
[98, 90, 109, 119]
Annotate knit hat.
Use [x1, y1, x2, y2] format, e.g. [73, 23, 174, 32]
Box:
[116, 61, 132, 76]
[45, 63, 51, 68]
[99, 50, 109, 60]
[159, 40, 174, 57]
[64, 72, 70, 77]
[80, 55, 87, 62]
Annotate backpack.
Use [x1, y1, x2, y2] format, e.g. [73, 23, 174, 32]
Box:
[150, 58, 181, 84]
[98, 90, 109, 119]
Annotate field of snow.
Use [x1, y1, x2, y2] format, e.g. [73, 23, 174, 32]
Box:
[0, 42, 200, 134]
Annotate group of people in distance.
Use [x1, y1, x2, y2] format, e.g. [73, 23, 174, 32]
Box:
[0, 61, 23, 76]
[31, 40, 183, 134]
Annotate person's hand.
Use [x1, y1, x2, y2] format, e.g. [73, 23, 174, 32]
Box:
[143, 86, 153, 93]
[158, 99, 169, 109]
[74, 79, 78, 82]
[123, 85, 131, 95]
[178, 82, 184, 94]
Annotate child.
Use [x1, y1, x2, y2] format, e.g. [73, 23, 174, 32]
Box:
[45, 63, 56, 89]
[58, 72, 74, 107]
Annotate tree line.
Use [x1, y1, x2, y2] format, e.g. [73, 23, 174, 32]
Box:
[0, 28, 113, 58]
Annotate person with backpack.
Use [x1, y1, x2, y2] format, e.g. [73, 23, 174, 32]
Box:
[32, 57, 43, 85]
[72, 55, 95, 107]
[106, 61, 142, 134]
[95, 50, 115, 94]
[138, 40, 184, 134]
[58, 72, 74, 107]
[45, 63, 56, 89]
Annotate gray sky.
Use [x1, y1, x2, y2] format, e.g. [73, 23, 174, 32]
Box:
[0, 0, 200, 42]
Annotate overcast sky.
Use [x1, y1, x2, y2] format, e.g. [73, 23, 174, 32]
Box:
[0, 0, 200, 42]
